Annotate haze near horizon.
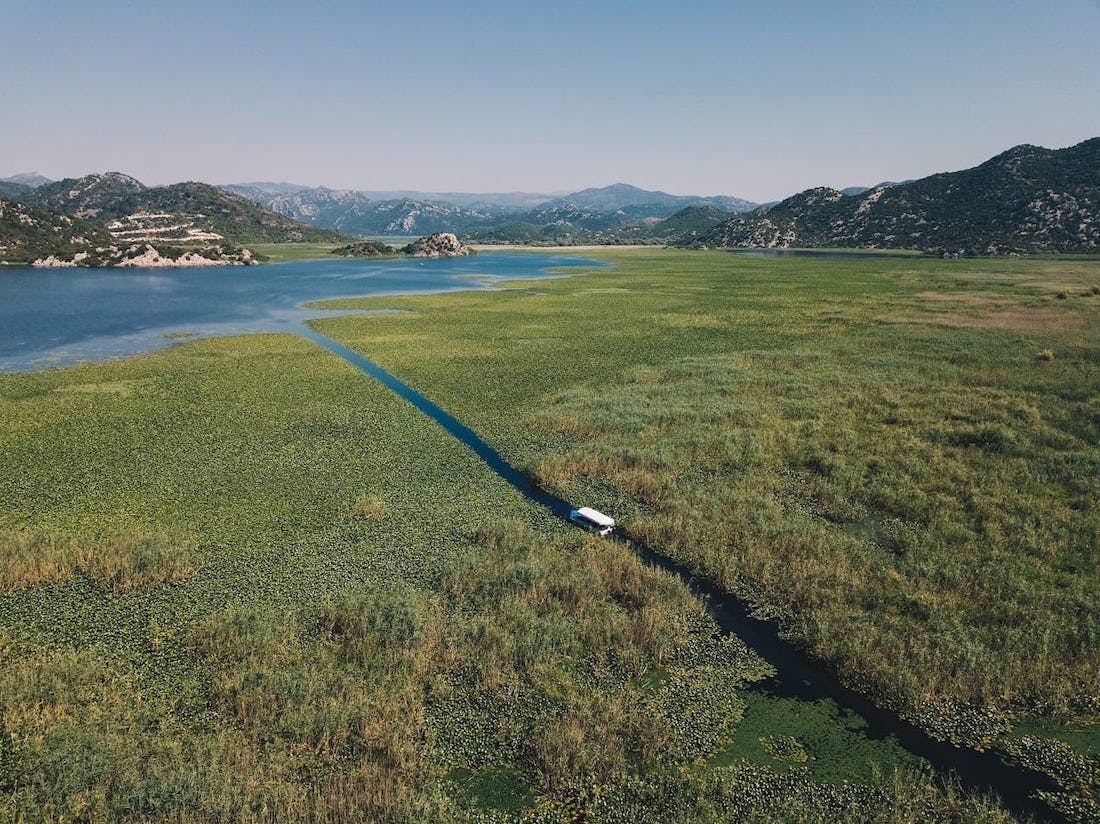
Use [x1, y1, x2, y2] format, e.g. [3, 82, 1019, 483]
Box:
[2, 0, 1098, 202]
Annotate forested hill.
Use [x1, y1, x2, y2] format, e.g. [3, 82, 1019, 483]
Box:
[0, 196, 258, 268]
[14, 174, 346, 245]
[691, 138, 1100, 255]
[0, 198, 113, 265]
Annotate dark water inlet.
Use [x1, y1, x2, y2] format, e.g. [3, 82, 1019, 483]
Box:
[302, 326, 1062, 823]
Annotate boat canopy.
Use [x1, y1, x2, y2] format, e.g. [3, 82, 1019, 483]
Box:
[574, 507, 615, 527]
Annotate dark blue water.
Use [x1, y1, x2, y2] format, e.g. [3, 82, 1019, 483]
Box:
[0, 254, 598, 372]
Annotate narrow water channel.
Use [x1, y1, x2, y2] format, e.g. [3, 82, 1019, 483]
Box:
[300, 326, 1061, 823]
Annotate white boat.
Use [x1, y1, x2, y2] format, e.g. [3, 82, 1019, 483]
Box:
[570, 506, 615, 536]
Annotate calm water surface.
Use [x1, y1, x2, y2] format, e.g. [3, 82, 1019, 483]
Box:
[0, 254, 598, 372]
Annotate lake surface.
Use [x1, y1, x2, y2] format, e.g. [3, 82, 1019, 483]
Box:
[0, 254, 598, 373]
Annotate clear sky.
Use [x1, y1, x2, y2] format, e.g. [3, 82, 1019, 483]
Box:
[2, 0, 1098, 202]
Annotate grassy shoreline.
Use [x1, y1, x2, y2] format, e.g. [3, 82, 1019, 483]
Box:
[247, 241, 344, 262]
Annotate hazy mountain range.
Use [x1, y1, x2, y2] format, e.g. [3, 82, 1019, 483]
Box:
[222, 182, 759, 238]
[230, 183, 555, 212]
[3, 137, 1097, 263]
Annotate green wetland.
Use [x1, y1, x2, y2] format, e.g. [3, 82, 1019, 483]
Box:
[1, 249, 1097, 821]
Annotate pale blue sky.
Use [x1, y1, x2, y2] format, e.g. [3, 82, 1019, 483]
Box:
[2, 0, 1098, 201]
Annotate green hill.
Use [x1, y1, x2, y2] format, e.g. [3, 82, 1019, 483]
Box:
[651, 205, 731, 241]
[28, 172, 146, 219]
[0, 198, 114, 265]
[330, 240, 396, 258]
[693, 138, 1100, 255]
[1, 196, 259, 267]
[0, 181, 33, 201]
[538, 183, 756, 214]
[22, 174, 347, 245]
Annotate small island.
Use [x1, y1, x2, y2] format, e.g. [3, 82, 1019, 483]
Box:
[329, 240, 396, 258]
[402, 232, 474, 258]
[330, 233, 475, 260]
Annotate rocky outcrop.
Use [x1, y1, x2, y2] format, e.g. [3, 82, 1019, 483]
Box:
[30, 243, 255, 268]
[402, 233, 474, 258]
[109, 244, 255, 268]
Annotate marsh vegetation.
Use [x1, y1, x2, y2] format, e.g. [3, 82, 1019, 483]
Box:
[2, 250, 1096, 821]
[314, 249, 1100, 818]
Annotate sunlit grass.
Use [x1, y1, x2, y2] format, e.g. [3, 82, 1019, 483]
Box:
[246, 242, 342, 262]
[0, 530, 198, 591]
[3, 249, 1094, 820]
[313, 248, 1100, 808]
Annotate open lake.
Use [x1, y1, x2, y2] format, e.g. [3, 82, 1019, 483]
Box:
[0, 253, 597, 373]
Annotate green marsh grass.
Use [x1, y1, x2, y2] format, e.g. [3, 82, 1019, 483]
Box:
[4, 253, 1090, 820]
[313, 249, 1100, 805]
[246, 242, 343, 262]
[0, 530, 198, 591]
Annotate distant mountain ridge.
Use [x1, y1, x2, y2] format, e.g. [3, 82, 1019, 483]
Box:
[9, 139, 1093, 257]
[1, 172, 53, 188]
[463, 204, 734, 247]
[538, 183, 755, 215]
[232, 183, 555, 211]
[691, 139, 1100, 255]
[225, 182, 759, 241]
[225, 185, 508, 236]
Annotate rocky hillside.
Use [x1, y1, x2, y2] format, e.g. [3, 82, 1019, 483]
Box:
[14, 174, 345, 245]
[125, 183, 345, 243]
[28, 172, 146, 218]
[225, 185, 507, 236]
[692, 138, 1100, 254]
[402, 233, 473, 258]
[226, 182, 759, 244]
[537, 183, 756, 215]
[649, 205, 732, 242]
[0, 197, 255, 267]
[0, 198, 113, 265]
